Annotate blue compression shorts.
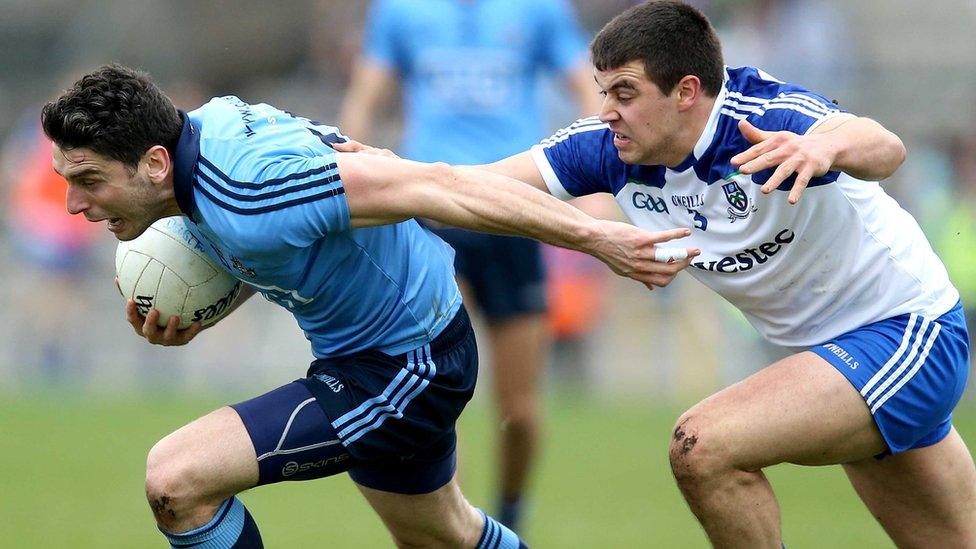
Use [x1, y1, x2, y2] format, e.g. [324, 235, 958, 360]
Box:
[231, 307, 477, 494]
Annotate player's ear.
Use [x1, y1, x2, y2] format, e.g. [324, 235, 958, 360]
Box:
[143, 145, 172, 184]
[674, 75, 702, 112]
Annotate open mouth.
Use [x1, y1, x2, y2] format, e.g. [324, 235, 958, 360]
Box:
[613, 132, 632, 145]
[106, 217, 123, 231]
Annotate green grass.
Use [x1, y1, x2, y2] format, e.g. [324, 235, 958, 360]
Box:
[1, 391, 973, 547]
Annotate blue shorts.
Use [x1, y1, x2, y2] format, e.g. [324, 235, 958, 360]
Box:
[430, 226, 547, 320]
[231, 307, 477, 494]
[810, 301, 970, 454]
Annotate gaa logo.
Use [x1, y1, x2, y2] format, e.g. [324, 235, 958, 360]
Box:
[631, 191, 669, 214]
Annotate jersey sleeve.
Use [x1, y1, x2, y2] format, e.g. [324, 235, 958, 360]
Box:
[746, 77, 850, 135]
[194, 113, 352, 253]
[529, 117, 620, 199]
[740, 75, 849, 188]
[534, 0, 588, 73]
[362, 0, 401, 69]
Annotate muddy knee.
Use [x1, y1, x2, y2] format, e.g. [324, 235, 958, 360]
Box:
[145, 439, 212, 529]
[669, 415, 729, 486]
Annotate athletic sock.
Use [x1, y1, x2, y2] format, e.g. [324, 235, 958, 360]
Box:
[476, 508, 528, 549]
[497, 496, 523, 532]
[161, 497, 263, 548]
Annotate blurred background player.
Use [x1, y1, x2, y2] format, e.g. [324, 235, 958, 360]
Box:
[2, 108, 104, 384]
[339, 0, 603, 530]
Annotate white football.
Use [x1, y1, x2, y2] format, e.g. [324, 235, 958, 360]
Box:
[115, 216, 242, 329]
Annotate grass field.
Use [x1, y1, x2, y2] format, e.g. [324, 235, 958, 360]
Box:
[2, 390, 974, 548]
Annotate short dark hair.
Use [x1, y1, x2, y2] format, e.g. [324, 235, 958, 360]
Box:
[591, 1, 724, 97]
[41, 64, 182, 168]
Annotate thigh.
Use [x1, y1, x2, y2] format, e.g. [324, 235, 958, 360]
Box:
[231, 381, 356, 485]
[809, 304, 970, 454]
[843, 427, 976, 548]
[149, 406, 260, 500]
[488, 313, 549, 409]
[677, 351, 885, 469]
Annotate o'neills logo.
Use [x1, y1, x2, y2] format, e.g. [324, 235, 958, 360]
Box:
[692, 228, 794, 273]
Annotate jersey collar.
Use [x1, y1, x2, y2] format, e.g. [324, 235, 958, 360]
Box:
[172, 110, 200, 220]
[672, 68, 731, 173]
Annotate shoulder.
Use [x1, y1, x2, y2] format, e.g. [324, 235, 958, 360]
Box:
[540, 116, 612, 150]
[720, 66, 843, 133]
[723, 66, 840, 112]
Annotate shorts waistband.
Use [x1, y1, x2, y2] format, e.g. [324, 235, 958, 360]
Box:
[308, 306, 472, 373]
[423, 305, 471, 357]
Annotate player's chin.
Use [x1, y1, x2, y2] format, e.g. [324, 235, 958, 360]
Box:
[112, 220, 148, 242]
[615, 148, 643, 165]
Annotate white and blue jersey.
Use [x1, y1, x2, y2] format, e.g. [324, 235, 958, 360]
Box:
[171, 96, 462, 358]
[532, 66, 959, 348]
[363, 0, 588, 164]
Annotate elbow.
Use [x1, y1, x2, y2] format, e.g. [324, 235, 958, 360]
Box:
[879, 130, 907, 179]
[891, 134, 907, 171]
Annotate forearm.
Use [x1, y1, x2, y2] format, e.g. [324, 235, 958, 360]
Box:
[424, 163, 604, 253]
[820, 117, 906, 180]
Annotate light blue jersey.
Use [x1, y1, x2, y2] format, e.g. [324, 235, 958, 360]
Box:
[364, 0, 587, 164]
[172, 96, 462, 358]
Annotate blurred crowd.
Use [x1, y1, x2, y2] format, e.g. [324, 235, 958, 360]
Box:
[1, 0, 974, 402]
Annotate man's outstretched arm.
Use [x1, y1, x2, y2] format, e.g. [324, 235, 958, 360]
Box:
[335, 152, 698, 289]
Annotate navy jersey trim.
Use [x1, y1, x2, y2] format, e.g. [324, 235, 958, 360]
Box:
[198, 155, 338, 190]
[195, 166, 341, 202]
[173, 111, 201, 217]
[194, 180, 346, 215]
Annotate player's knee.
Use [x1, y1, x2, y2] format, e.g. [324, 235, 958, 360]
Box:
[498, 399, 539, 433]
[668, 414, 728, 486]
[145, 439, 206, 523]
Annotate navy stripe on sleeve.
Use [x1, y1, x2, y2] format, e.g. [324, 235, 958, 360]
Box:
[198, 156, 337, 190]
[194, 180, 346, 215]
[195, 167, 341, 202]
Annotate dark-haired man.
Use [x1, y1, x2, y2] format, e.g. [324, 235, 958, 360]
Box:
[340, 1, 974, 546]
[42, 64, 696, 548]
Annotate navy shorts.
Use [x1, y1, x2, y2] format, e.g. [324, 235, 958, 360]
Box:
[231, 307, 478, 494]
[810, 301, 970, 454]
[431, 226, 547, 320]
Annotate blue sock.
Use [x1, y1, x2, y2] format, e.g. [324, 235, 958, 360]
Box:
[476, 509, 528, 549]
[161, 497, 263, 548]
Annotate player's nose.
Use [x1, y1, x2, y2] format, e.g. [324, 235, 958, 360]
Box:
[598, 100, 620, 123]
[65, 185, 90, 215]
